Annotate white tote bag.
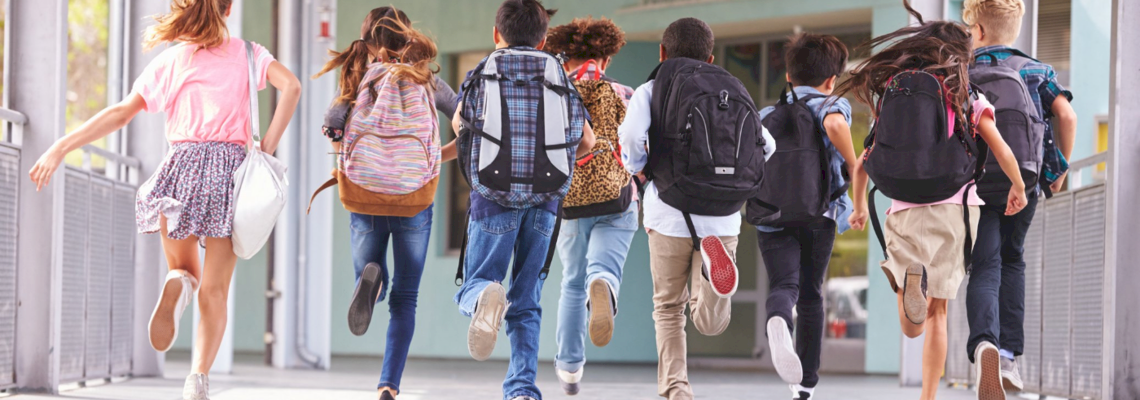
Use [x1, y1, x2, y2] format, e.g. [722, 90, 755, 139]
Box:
[231, 40, 288, 259]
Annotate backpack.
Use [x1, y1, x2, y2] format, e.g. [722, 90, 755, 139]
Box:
[969, 51, 1046, 196]
[308, 63, 440, 217]
[455, 47, 586, 209]
[646, 57, 771, 248]
[561, 60, 634, 220]
[863, 70, 986, 272]
[748, 85, 847, 228]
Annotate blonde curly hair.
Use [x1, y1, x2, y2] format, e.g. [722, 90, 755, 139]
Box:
[962, 0, 1026, 45]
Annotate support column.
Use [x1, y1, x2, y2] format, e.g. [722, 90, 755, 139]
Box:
[125, 0, 173, 379]
[271, 0, 335, 370]
[1107, 0, 1139, 397]
[9, 0, 67, 393]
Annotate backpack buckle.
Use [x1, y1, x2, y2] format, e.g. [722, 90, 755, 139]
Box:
[718, 90, 730, 110]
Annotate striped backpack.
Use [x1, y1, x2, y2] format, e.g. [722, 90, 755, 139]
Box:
[309, 63, 440, 217]
[455, 47, 587, 209]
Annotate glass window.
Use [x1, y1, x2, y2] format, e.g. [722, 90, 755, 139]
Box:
[447, 51, 492, 252]
[724, 43, 762, 106]
[65, 0, 111, 170]
[765, 39, 787, 102]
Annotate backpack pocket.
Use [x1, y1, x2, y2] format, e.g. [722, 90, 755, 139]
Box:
[346, 134, 433, 195]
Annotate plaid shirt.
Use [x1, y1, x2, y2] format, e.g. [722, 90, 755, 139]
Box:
[461, 48, 589, 212]
[973, 45, 1074, 186]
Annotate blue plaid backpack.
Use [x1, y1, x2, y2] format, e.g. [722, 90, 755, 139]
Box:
[456, 47, 587, 209]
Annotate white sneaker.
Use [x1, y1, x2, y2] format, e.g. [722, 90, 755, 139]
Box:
[556, 367, 583, 395]
[468, 282, 508, 361]
[974, 342, 1006, 400]
[791, 384, 815, 399]
[767, 317, 803, 384]
[182, 373, 209, 400]
[149, 270, 197, 352]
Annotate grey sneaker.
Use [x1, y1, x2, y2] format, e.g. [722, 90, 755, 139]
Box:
[902, 264, 928, 325]
[556, 367, 583, 395]
[1001, 356, 1024, 392]
[587, 279, 616, 347]
[182, 373, 209, 400]
[468, 282, 508, 361]
[974, 342, 1006, 400]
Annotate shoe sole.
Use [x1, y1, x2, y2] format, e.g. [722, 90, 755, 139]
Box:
[903, 264, 927, 325]
[977, 345, 1006, 400]
[561, 381, 580, 396]
[766, 318, 803, 384]
[348, 263, 381, 336]
[588, 280, 615, 347]
[1002, 372, 1024, 392]
[149, 276, 184, 352]
[701, 236, 737, 298]
[468, 284, 506, 361]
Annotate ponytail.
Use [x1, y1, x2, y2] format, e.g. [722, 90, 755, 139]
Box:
[143, 0, 233, 51]
[313, 39, 373, 106]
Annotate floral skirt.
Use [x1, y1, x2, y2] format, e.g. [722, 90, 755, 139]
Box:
[136, 141, 247, 241]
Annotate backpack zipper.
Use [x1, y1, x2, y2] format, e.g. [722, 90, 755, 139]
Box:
[694, 107, 712, 160]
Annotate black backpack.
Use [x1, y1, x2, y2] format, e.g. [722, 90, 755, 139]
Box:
[646, 58, 773, 248]
[748, 85, 847, 228]
[863, 71, 987, 272]
[969, 51, 1046, 197]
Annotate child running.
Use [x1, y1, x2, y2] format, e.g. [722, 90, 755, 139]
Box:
[440, 1, 595, 399]
[620, 17, 775, 400]
[29, 1, 301, 399]
[750, 33, 858, 400]
[311, 6, 457, 400]
[961, 0, 1077, 393]
[544, 16, 638, 396]
[841, 2, 1028, 400]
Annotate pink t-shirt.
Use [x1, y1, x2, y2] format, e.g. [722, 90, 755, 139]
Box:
[889, 94, 996, 215]
[131, 39, 276, 145]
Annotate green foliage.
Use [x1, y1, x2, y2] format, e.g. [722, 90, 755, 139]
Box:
[65, 0, 110, 168]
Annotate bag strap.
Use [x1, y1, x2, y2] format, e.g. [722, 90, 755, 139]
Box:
[455, 210, 472, 286]
[868, 186, 888, 259]
[306, 176, 338, 214]
[540, 203, 564, 280]
[962, 183, 976, 274]
[245, 41, 262, 150]
[575, 60, 601, 81]
[683, 212, 700, 251]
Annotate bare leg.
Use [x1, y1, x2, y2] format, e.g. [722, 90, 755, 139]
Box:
[191, 237, 239, 374]
[920, 299, 948, 400]
[159, 216, 201, 280]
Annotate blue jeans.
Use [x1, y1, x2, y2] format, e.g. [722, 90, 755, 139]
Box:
[966, 192, 1038, 362]
[553, 202, 639, 372]
[454, 207, 556, 400]
[349, 206, 433, 392]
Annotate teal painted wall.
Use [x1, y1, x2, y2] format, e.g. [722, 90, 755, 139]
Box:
[1068, 0, 1111, 162]
[862, 4, 909, 375]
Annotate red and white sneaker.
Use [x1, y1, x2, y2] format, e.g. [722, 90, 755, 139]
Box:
[701, 236, 737, 298]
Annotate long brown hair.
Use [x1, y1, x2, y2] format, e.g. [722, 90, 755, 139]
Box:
[143, 0, 233, 51]
[313, 7, 437, 106]
[834, 0, 974, 128]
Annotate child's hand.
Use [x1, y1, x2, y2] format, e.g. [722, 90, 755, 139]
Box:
[1049, 172, 1067, 194]
[29, 143, 65, 192]
[849, 208, 869, 231]
[1005, 187, 1028, 215]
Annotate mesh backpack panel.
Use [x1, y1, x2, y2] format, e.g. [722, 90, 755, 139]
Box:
[970, 52, 1046, 195]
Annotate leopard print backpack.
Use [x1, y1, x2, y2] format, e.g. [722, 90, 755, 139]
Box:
[562, 61, 634, 219]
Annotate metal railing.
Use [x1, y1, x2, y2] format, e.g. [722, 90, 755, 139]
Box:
[946, 152, 1109, 399]
[58, 144, 140, 384]
[0, 108, 25, 390]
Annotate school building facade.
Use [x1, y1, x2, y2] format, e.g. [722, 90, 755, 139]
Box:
[162, 0, 1110, 379]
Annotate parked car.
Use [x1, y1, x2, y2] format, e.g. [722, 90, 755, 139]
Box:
[825, 276, 868, 339]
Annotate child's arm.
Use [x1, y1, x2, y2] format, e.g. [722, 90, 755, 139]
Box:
[976, 114, 1028, 215]
[577, 122, 597, 159]
[1049, 96, 1078, 192]
[847, 152, 869, 231]
[259, 61, 303, 155]
[441, 104, 463, 163]
[823, 113, 858, 178]
[29, 93, 147, 191]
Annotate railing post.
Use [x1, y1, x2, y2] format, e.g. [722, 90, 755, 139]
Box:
[8, 0, 69, 394]
[1108, 0, 1140, 398]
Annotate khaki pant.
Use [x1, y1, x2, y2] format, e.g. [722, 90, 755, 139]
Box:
[648, 231, 736, 400]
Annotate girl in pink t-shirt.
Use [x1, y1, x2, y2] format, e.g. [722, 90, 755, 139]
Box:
[836, 4, 1027, 400]
[28, 1, 300, 398]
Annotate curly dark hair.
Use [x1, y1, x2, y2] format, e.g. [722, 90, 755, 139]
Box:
[546, 16, 627, 60]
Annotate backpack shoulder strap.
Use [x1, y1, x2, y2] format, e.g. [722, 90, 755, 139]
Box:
[306, 175, 339, 214]
[868, 186, 888, 259]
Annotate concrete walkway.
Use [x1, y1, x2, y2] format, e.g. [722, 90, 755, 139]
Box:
[12, 352, 980, 399]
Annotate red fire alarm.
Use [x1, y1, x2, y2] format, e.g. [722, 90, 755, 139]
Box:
[319, 7, 332, 39]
